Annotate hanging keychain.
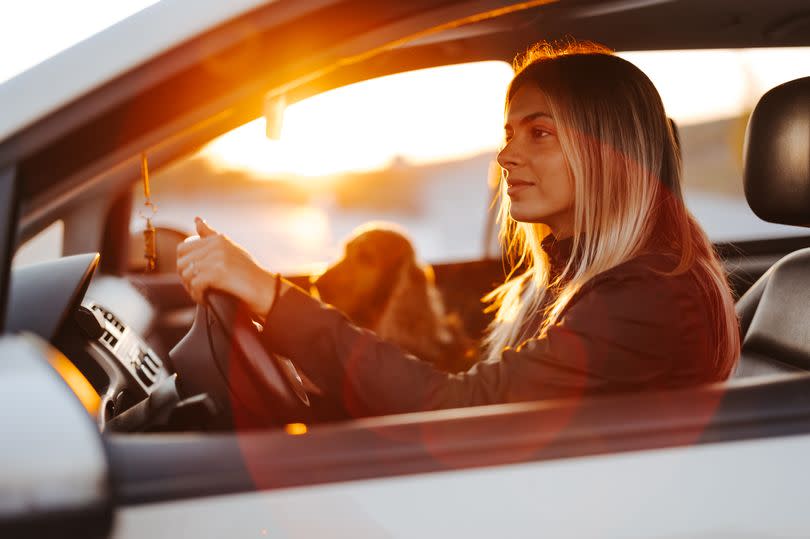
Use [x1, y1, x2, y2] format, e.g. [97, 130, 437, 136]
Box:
[140, 153, 157, 272]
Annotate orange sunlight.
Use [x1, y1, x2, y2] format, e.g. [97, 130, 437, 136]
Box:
[284, 207, 330, 252]
[47, 352, 101, 417]
[284, 423, 308, 435]
[203, 48, 810, 182]
[203, 61, 514, 180]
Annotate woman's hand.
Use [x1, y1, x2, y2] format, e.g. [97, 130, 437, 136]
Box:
[176, 217, 276, 317]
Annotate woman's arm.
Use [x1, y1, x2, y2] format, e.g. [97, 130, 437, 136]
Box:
[177, 219, 709, 416]
[262, 267, 705, 417]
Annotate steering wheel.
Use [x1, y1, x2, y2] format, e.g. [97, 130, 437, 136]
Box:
[170, 290, 309, 428]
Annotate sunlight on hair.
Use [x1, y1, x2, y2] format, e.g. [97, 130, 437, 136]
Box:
[203, 61, 513, 179]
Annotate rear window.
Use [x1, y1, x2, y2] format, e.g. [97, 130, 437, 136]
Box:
[619, 47, 810, 242]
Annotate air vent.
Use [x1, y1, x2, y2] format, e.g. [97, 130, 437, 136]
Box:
[133, 357, 158, 386]
[125, 347, 163, 388]
[90, 304, 126, 333]
[142, 351, 162, 371]
[101, 330, 118, 349]
[87, 301, 163, 388]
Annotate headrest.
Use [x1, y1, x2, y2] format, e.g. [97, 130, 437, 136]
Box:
[743, 77, 810, 226]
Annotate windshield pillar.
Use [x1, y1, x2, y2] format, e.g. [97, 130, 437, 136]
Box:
[0, 165, 19, 332]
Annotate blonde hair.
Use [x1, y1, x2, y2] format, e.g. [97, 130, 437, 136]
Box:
[482, 41, 740, 378]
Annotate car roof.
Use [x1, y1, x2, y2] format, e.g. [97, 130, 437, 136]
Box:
[0, 0, 270, 144]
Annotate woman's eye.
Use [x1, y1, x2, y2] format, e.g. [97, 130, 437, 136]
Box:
[531, 127, 549, 139]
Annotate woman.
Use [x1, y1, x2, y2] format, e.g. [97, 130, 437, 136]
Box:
[177, 41, 740, 416]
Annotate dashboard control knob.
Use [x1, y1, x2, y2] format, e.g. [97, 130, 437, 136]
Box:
[75, 305, 105, 340]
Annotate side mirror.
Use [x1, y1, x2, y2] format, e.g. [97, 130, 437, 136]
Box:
[264, 93, 286, 140]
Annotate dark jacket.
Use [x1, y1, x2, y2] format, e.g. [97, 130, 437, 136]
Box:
[262, 239, 722, 417]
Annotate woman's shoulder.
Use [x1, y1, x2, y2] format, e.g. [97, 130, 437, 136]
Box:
[592, 251, 688, 284]
[545, 251, 719, 392]
[571, 251, 705, 314]
[552, 252, 711, 362]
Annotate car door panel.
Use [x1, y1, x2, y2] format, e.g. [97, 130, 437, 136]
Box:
[110, 427, 810, 539]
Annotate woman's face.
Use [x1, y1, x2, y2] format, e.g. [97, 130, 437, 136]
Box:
[497, 83, 574, 238]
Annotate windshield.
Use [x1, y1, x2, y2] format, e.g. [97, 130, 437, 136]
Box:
[137, 61, 514, 273]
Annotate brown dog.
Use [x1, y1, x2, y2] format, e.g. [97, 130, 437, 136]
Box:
[313, 223, 477, 373]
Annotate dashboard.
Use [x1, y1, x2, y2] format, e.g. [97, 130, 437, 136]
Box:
[8, 253, 175, 430]
[81, 300, 168, 419]
[9, 252, 338, 431]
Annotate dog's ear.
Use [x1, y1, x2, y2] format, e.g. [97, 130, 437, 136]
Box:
[382, 239, 417, 276]
[389, 263, 435, 321]
[375, 262, 437, 338]
[363, 256, 404, 322]
[421, 265, 455, 343]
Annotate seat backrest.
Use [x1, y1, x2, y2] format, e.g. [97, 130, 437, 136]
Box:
[734, 76, 810, 378]
[735, 249, 810, 377]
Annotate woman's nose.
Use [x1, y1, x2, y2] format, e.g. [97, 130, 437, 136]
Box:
[497, 141, 519, 172]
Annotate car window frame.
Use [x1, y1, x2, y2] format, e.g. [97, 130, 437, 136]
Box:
[108, 372, 810, 505]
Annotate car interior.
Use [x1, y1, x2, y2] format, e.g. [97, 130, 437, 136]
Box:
[3, 0, 810, 519]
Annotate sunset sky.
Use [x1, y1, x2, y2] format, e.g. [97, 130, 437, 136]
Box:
[202, 61, 514, 178]
[3, 1, 809, 179]
[203, 47, 810, 178]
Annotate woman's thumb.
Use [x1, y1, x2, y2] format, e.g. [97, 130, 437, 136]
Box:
[195, 217, 217, 237]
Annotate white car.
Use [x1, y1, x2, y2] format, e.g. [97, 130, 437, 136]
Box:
[3, 1, 810, 537]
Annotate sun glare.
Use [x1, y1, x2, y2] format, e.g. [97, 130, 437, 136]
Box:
[203, 61, 514, 179]
[283, 207, 331, 252]
[203, 48, 810, 181]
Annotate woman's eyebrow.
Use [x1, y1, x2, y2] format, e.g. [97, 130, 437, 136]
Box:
[504, 111, 552, 130]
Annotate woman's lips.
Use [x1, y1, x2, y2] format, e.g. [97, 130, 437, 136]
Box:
[507, 180, 533, 197]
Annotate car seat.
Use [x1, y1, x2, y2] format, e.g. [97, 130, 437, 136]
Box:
[734, 76, 810, 377]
